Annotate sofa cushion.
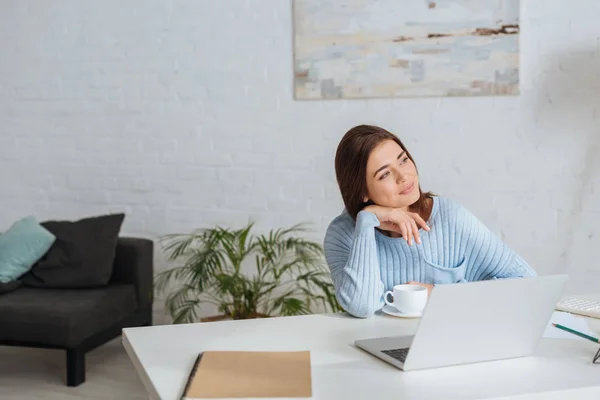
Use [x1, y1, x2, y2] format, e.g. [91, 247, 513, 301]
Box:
[0, 280, 22, 294]
[0, 216, 56, 283]
[0, 283, 138, 347]
[23, 213, 125, 288]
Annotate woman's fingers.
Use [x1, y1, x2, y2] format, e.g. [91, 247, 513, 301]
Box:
[410, 219, 420, 244]
[401, 221, 411, 245]
[411, 213, 430, 231]
[382, 220, 400, 233]
[407, 222, 414, 245]
[381, 209, 430, 245]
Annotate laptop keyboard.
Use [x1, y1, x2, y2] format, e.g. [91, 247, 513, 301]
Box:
[381, 348, 409, 363]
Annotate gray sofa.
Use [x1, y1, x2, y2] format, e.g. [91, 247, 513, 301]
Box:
[0, 237, 154, 386]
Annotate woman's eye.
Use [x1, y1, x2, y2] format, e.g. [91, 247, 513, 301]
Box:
[400, 157, 409, 165]
[379, 172, 389, 180]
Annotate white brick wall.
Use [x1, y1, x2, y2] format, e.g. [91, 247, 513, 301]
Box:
[1, 0, 600, 321]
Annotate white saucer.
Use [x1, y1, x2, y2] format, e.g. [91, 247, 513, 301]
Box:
[381, 304, 422, 318]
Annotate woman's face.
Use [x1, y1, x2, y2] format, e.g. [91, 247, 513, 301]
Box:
[363, 139, 420, 210]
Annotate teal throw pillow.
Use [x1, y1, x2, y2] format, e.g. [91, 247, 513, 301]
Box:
[0, 216, 56, 283]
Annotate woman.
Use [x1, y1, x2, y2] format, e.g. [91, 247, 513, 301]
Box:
[324, 124, 536, 318]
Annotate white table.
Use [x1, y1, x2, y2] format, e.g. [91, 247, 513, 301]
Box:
[123, 310, 600, 400]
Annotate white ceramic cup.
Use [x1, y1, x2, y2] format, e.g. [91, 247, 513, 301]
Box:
[384, 284, 428, 314]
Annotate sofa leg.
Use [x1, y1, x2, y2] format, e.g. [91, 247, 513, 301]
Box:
[146, 309, 153, 327]
[66, 347, 85, 386]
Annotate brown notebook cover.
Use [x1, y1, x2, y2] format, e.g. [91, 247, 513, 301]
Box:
[181, 350, 312, 399]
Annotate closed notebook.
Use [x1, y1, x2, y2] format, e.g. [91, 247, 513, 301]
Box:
[181, 350, 313, 399]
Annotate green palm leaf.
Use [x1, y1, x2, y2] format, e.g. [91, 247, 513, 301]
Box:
[154, 221, 342, 322]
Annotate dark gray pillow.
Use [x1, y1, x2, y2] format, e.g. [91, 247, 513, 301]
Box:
[23, 213, 125, 288]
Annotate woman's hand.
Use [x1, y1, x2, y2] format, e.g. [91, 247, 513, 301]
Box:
[407, 281, 434, 295]
[363, 205, 430, 245]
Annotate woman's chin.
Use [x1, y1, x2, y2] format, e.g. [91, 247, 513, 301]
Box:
[378, 192, 421, 209]
[412, 190, 422, 202]
[404, 191, 421, 205]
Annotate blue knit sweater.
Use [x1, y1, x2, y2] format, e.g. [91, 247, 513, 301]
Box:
[323, 196, 536, 318]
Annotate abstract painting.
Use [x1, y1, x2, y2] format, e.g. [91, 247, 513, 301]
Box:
[293, 0, 520, 99]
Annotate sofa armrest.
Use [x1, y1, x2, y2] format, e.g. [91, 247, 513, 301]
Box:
[111, 237, 154, 310]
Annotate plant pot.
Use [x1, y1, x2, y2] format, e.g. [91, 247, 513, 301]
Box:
[200, 314, 230, 323]
[199, 313, 271, 322]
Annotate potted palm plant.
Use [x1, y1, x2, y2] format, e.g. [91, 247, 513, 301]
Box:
[155, 222, 343, 324]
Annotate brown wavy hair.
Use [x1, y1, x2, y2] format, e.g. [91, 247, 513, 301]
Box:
[334, 124, 434, 221]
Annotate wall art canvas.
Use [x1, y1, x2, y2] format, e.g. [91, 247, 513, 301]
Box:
[293, 0, 520, 99]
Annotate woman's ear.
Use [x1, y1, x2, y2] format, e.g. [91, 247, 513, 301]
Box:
[363, 195, 369, 203]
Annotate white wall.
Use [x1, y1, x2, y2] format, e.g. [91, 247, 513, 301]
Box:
[1, 1, 600, 320]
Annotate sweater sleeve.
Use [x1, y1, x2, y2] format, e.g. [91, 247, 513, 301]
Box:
[323, 210, 385, 318]
[455, 203, 537, 281]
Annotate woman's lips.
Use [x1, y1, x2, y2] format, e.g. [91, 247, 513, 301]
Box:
[400, 183, 414, 195]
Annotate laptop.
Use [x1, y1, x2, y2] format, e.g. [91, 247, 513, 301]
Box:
[354, 274, 568, 371]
